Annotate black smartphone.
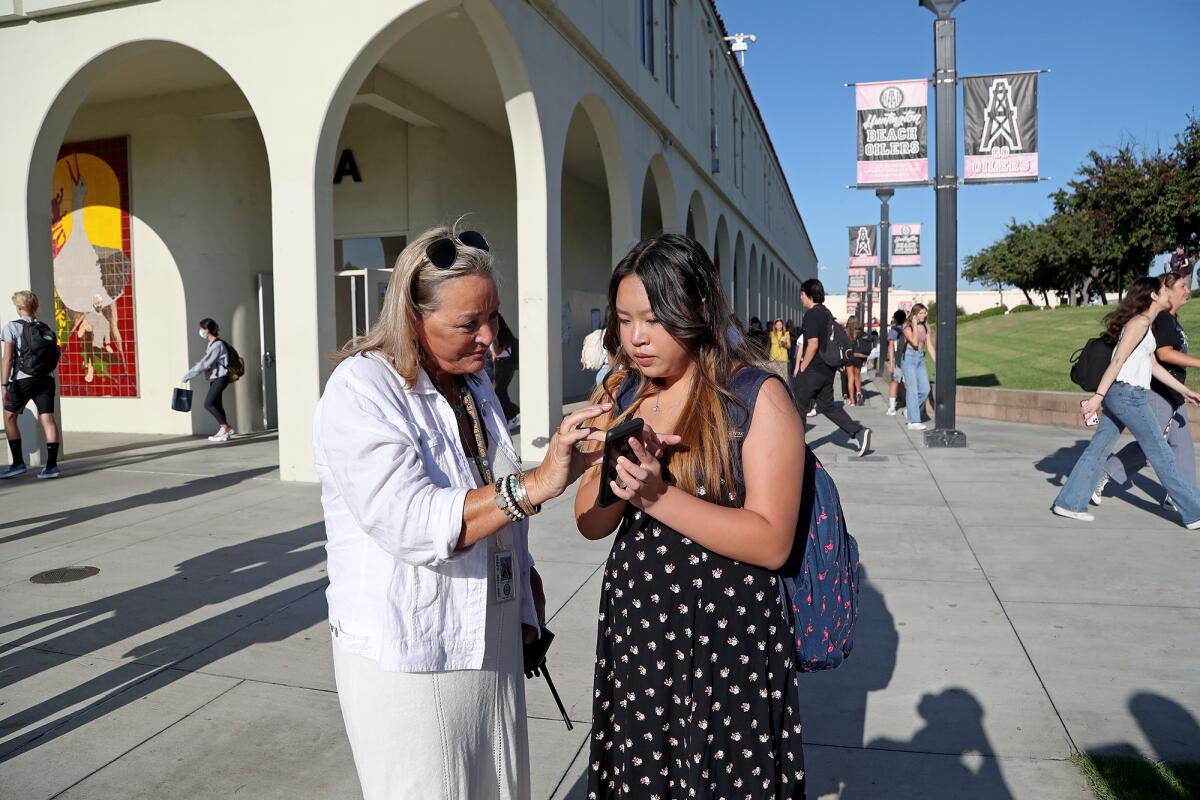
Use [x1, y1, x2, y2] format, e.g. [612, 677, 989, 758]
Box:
[597, 417, 645, 508]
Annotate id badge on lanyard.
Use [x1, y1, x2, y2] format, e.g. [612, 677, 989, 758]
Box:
[494, 550, 516, 603]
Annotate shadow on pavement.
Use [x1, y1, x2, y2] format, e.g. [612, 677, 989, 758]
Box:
[1085, 692, 1200, 798]
[0, 464, 277, 544]
[0, 523, 328, 761]
[46, 432, 278, 482]
[1034, 439, 1178, 522]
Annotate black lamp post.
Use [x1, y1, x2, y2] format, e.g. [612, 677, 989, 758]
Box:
[919, 0, 967, 447]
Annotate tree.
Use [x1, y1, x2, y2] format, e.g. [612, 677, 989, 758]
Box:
[966, 115, 1200, 302]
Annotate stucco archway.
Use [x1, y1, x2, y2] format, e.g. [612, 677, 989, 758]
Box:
[25, 40, 273, 452]
[733, 232, 747, 323]
[685, 190, 710, 255]
[315, 1, 544, 453]
[560, 94, 627, 401]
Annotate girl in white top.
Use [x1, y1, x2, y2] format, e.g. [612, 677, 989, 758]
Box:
[1053, 275, 1200, 527]
[313, 226, 678, 800]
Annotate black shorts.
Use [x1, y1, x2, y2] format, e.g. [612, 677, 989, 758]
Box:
[3, 376, 56, 415]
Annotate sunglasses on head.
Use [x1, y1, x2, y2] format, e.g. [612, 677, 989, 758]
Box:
[426, 231, 490, 269]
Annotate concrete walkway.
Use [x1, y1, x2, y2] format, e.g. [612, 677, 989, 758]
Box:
[1, 395, 1197, 798]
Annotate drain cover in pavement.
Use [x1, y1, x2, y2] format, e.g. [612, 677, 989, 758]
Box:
[30, 566, 99, 584]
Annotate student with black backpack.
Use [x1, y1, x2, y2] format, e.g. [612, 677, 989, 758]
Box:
[1, 291, 62, 479]
[1053, 275, 1200, 527]
[792, 278, 872, 456]
[181, 318, 238, 442]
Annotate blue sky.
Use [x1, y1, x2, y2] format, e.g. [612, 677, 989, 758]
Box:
[715, 0, 1199, 292]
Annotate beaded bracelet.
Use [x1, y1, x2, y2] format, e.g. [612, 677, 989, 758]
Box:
[494, 479, 524, 522]
[503, 475, 527, 520]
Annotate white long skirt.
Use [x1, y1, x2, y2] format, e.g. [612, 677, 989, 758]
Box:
[333, 537, 529, 800]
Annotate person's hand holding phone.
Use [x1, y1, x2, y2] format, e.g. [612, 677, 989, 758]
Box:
[608, 433, 673, 511]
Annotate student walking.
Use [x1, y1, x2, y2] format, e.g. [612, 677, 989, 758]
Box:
[314, 225, 634, 799]
[1053, 275, 1200, 527]
[181, 318, 234, 442]
[900, 304, 935, 430]
[1095, 269, 1199, 508]
[491, 313, 520, 430]
[1, 291, 62, 479]
[886, 309, 907, 416]
[576, 233, 806, 799]
[793, 279, 872, 455]
[845, 315, 871, 406]
[768, 317, 792, 380]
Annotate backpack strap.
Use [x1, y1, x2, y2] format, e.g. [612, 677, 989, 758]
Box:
[726, 366, 790, 437]
[613, 372, 640, 413]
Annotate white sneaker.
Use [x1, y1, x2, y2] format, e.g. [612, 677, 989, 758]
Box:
[1052, 505, 1094, 522]
[856, 428, 872, 457]
[885, 407, 897, 416]
[208, 428, 234, 443]
[1185, 517, 1200, 530]
[1091, 473, 1111, 506]
[806, 408, 817, 418]
[907, 422, 927, 430]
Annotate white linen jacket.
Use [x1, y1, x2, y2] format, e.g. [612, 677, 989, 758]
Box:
[314, 352, 537, 672]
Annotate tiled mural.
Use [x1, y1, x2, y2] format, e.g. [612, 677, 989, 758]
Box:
[50, 137, 137, 397]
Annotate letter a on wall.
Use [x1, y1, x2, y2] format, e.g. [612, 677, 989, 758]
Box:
[334, 149, 362, 184]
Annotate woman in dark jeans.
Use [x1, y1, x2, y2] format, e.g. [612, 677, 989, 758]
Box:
[491, 314, 520, 430]
[181, 318, 233, 442]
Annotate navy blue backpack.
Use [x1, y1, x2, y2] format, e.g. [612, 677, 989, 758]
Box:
[726, 368, 861, 672]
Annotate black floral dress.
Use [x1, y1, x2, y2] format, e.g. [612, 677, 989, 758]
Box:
[587, 492, 806, 799]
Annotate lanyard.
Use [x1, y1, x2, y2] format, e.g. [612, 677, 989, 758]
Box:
[457, 383, 494, 486]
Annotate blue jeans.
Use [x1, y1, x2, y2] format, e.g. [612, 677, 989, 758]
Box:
[1054, 382, 1200, 524]
[1105, 390, 1196, 492]
[901, 350, 930, 423]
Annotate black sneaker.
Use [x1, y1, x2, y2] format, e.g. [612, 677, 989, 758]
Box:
[856, 428, 872, 457]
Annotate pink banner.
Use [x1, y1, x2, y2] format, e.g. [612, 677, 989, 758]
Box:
[855, 79, 929, 186]
[848, 267, 868, 290]
[964, 152, 1039, 182]
[890, 222, 922, 267]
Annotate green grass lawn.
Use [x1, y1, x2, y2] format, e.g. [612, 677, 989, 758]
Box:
[1072, 754, 1200, 800]
[935, 303, 1200, 392]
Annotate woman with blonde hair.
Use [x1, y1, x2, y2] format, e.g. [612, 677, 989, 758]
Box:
[313, 225, 674, 799]
[576, 233, 807, 798]
[900, 303, 935, 430]
[768, 317, 792, 379]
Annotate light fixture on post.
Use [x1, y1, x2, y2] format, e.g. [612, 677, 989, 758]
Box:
[724, 33, 757, 67]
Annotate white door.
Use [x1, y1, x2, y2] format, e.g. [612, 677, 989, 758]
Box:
[258, 273, 278, 430]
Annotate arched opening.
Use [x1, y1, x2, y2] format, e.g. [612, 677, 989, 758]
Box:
[640, 165, 664, 239]
[685, 190, 710, 255]
[640, 153, 678, 239]
[748, 243, 760, 323]
[560, 97, 623, 401]
[714, 215, 732, 314]
[26, 42, 273, 448]
[733, 232, 748, 323]
[314, 5, 542, 435]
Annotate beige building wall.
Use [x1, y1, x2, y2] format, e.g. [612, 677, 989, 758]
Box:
[0, 0, 818, 480]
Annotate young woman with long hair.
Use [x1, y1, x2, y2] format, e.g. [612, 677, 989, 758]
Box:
[768, 317, 792, 380]
[1053, 275, 1200, 526]
[575, 233, 807, 798]
[900, 303, 935, 430]
[1095, 269, 1199, 508]
[844, 315, 871, 406]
